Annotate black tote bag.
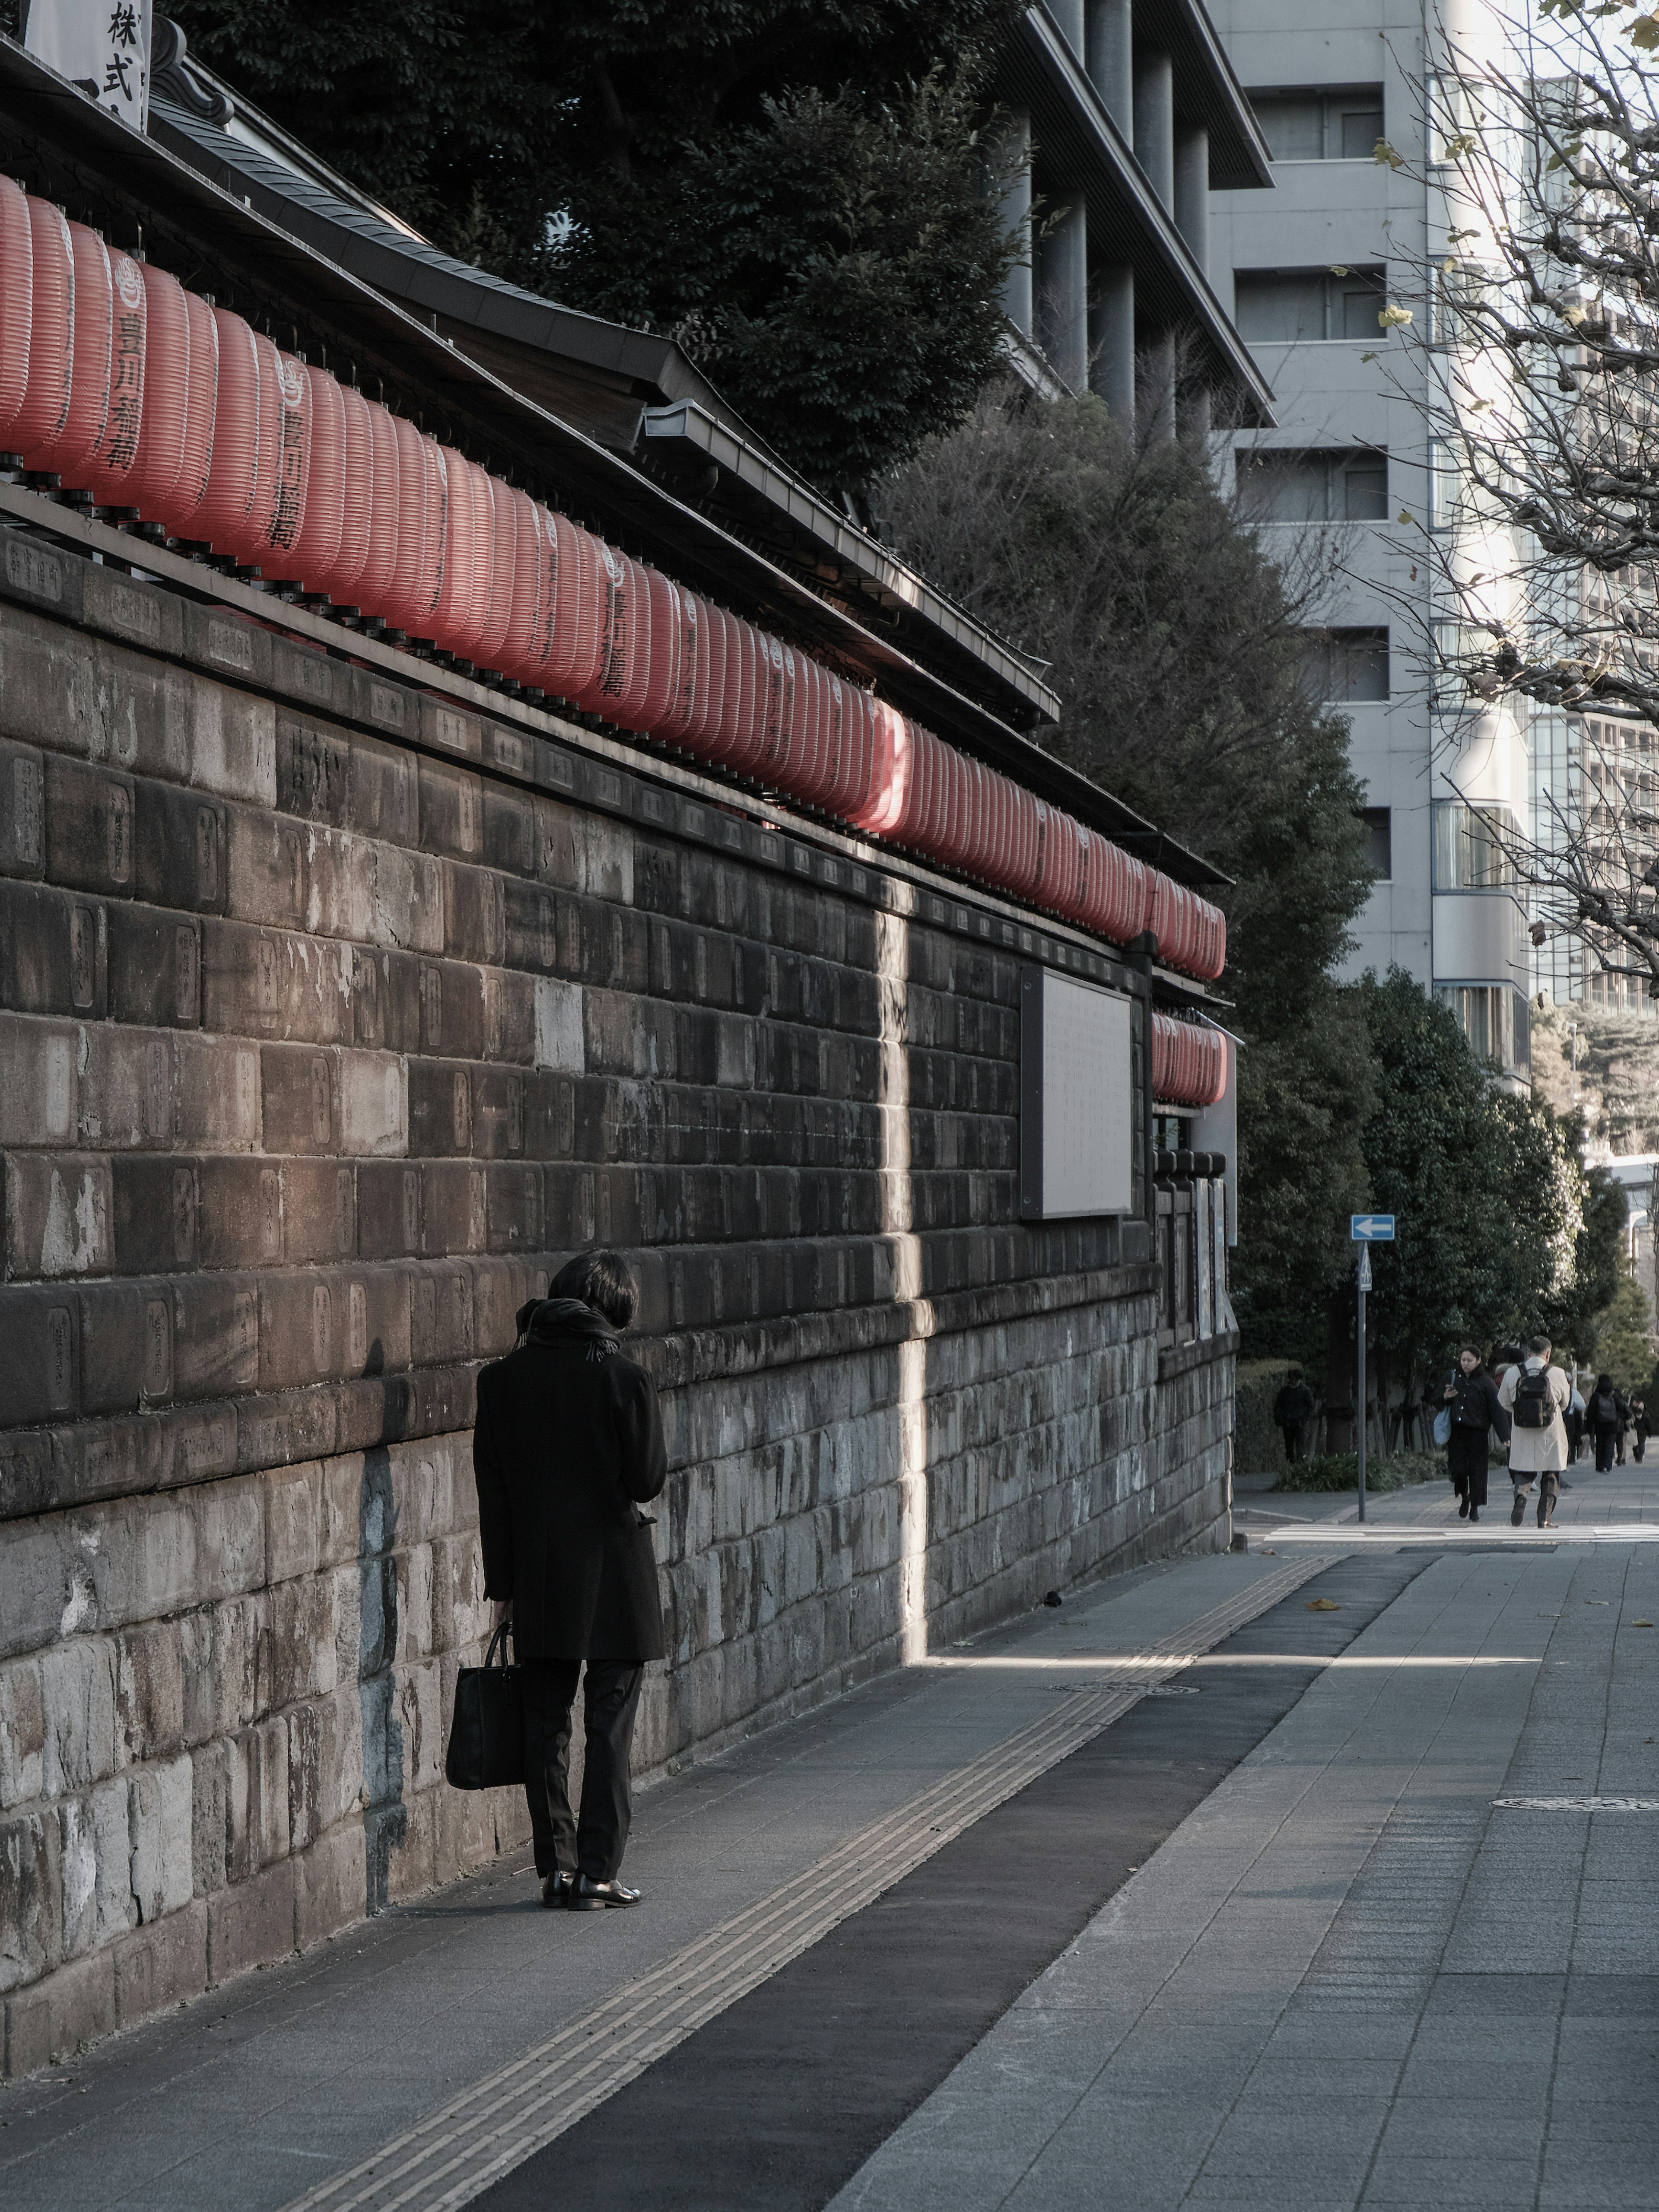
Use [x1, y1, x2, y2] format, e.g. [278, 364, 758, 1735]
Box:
[445, 1622, 525, 1790]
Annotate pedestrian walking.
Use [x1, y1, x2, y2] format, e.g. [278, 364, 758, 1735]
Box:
[1500, 1336, 1572, 1527]
[1634, 1396, 1649, 1464]
[1440, 1345, 1503, 1521]
[1274, 1367, 1316, 1463]
[1588, 1371, 1622, 1474]
[473, 1250, 667, 1912]
[1566, 1380, 1586, 1465]
[1615, 1382, 1631, 1465]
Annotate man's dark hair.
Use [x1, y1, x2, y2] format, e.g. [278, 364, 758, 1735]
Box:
[549, 1249, 637, 1330]
[1528, 1334, 1551, 1357]
[1285, 1365, 1302, 1382]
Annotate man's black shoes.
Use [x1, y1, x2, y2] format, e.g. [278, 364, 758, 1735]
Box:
[569, 1875, 643, 1910]
[1510, 1491, 1526, 1527]
[541, 1872, 575, 1908]
[1458, 1497, 1470, 1519]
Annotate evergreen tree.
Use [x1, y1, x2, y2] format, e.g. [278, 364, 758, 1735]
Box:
[170, 0, 1026, 496]
[883, 391, 1379, 1360]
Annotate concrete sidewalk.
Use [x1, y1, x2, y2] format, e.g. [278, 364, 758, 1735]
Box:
[0, 1547, 1326, 2212]
[830, 1521, 1659, 2211]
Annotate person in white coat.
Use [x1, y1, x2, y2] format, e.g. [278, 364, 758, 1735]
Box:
[1497, 1335, 1572, 1528]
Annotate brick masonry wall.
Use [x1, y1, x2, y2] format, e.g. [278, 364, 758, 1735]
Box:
[0, 532, 1233, 2075]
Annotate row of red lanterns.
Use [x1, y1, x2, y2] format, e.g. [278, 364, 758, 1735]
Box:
[1151, 1014, 1228, 1109]
[0, 180, 1227, 981]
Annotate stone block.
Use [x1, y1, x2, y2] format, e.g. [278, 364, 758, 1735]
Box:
[409, 1266, 476, 1369]
[259, 1271, 344, 1390]
[358, 1162, 423, 1261]
[0, 881, 104, 1018]
[0, 737, 44, 881]
[369, 841, 444, 957]
[282, 1160, 358, 1267]
[263, 1462, 321, 1587]
[350, 665, 415, 745]
[111, 1894, 207, 2029]
[534, 977, 584, 1073]
[418, 759, 483, 859]
[293, 1821, 365, 1950]
[106, 903, 201, 1028]
[0, 1660, 44, 1809]
[84, 565, 183, 659]
[0, 1806, 57, 1999]
[235, 1388, 337, 1481]
[201, 918, 352, 1043]
[44, 756, 134, 899]
[0, 1287, 79, 1424]
[3, 1152, 111, 1279]
[226, 810, 307, 931]
[408, 1058, 474, 1157]
[4, 1944, 114, 2075]
[261, 1043, 339, 1156]
[482, 785, 536, 878]
[339, 1051, 407, 1157]
[77, 1281, 174, 1414]
[74, 1026, 174, 1149]
[483, 1165, 541, 1253]
[421, 1162, 485, 1257]
[172, 671, 276, 813]
[171, 1276, 259, 1401]
[0, 1014, 77, 1145]
[350, 736, 418, 847]
[129, 1754, 194, 1924]
[418, 959, 485, 1059]
[107, 1156, 195, 1277]
[194, 1158, 281, 1270]
[273, 712, 351, 828]
[350, 945, 422, 1054]
[384, 1779, 436, 1904]
[133, 782, 227, 915]
[113, 1622, 184, 1769]
[206, 1854, 296, 1985]
[442, 861, 505, 963]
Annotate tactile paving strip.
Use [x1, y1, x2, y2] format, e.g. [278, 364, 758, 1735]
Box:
[279, 1554, 1337, 2212]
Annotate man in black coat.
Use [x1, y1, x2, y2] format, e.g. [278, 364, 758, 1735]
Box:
[473, 1249, 667, 1911]
[1273, 1368, 1316, 1462]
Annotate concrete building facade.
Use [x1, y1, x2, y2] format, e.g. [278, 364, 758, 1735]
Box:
[1208, 0, 1535, 1081]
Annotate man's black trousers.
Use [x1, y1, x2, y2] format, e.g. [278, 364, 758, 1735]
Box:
[1595, 1424, 1618, 1472]
[519, 1658, 644, 1883]
[1447, 1424, 1488, 1506]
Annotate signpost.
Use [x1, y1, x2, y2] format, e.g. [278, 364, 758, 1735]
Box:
[1350, 1216, 1395, 1522]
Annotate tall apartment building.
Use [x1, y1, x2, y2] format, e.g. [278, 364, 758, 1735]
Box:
[994, 1, 1275, 428]
[1207, 0, 1538, 1078]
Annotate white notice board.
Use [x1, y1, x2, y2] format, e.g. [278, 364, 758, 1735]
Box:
[1020, 968, 1134, 1218]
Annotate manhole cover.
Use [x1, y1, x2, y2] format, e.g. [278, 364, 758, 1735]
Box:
[1492, 1797, 1659, 1812]
[1046, 1682, 1199, 1696]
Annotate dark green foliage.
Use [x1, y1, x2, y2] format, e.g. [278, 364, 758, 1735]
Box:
[1274, 1450, 1440, 1493]
[1354, 970, 1583, 1374]
[882, 391, 1379, 1361]
[170, 0, 1024, 493]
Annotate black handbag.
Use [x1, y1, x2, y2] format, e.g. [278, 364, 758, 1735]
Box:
[444, 1622, 525, 1790]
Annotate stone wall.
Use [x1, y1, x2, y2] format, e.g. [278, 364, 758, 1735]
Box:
[0, 528, 1232, 2075]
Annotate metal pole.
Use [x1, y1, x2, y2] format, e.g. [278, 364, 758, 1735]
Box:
[1356, 1244, 1370, 1522]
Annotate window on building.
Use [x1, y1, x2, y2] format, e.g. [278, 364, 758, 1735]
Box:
[1438, 984, 1528, 1070]
[1234, 267, 1386, 343]
[1249, 86, 1386, 162]
[1433, 801, 1518, 888]
[1303, 627, 1390, 701]
[1360, 807, 1392, 879]
[1237, 448, 1388, 521]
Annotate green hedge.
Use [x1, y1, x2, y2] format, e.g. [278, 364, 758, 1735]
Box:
[1275, 1450, 1444, 1494]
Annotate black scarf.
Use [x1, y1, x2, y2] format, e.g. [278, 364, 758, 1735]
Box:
[515, 1297, 621, 1360]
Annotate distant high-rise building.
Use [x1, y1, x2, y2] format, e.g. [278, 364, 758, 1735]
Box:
[1208, 0, 1538, 1080]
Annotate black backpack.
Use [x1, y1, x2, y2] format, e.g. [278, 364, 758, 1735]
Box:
[1593, 1389, 1619, 1427]
[1511, 1366, 1556, 1431]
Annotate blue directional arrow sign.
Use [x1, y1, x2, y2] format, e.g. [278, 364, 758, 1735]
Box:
[1351, 1214, 1395, 1241]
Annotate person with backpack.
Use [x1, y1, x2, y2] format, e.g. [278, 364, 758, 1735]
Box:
[1273, 1368, 1316, 1463]
[1500, 1336, 1573, 1527]
[1589, 1371, 1622, 1474]
[1439, 1345, 1503, 1521]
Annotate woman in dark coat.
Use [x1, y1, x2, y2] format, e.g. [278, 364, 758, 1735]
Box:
[473, 1249, 667, 1910]
[1441, 1344, 1503, 1520]
[1589, 1371, 1623, 1473]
